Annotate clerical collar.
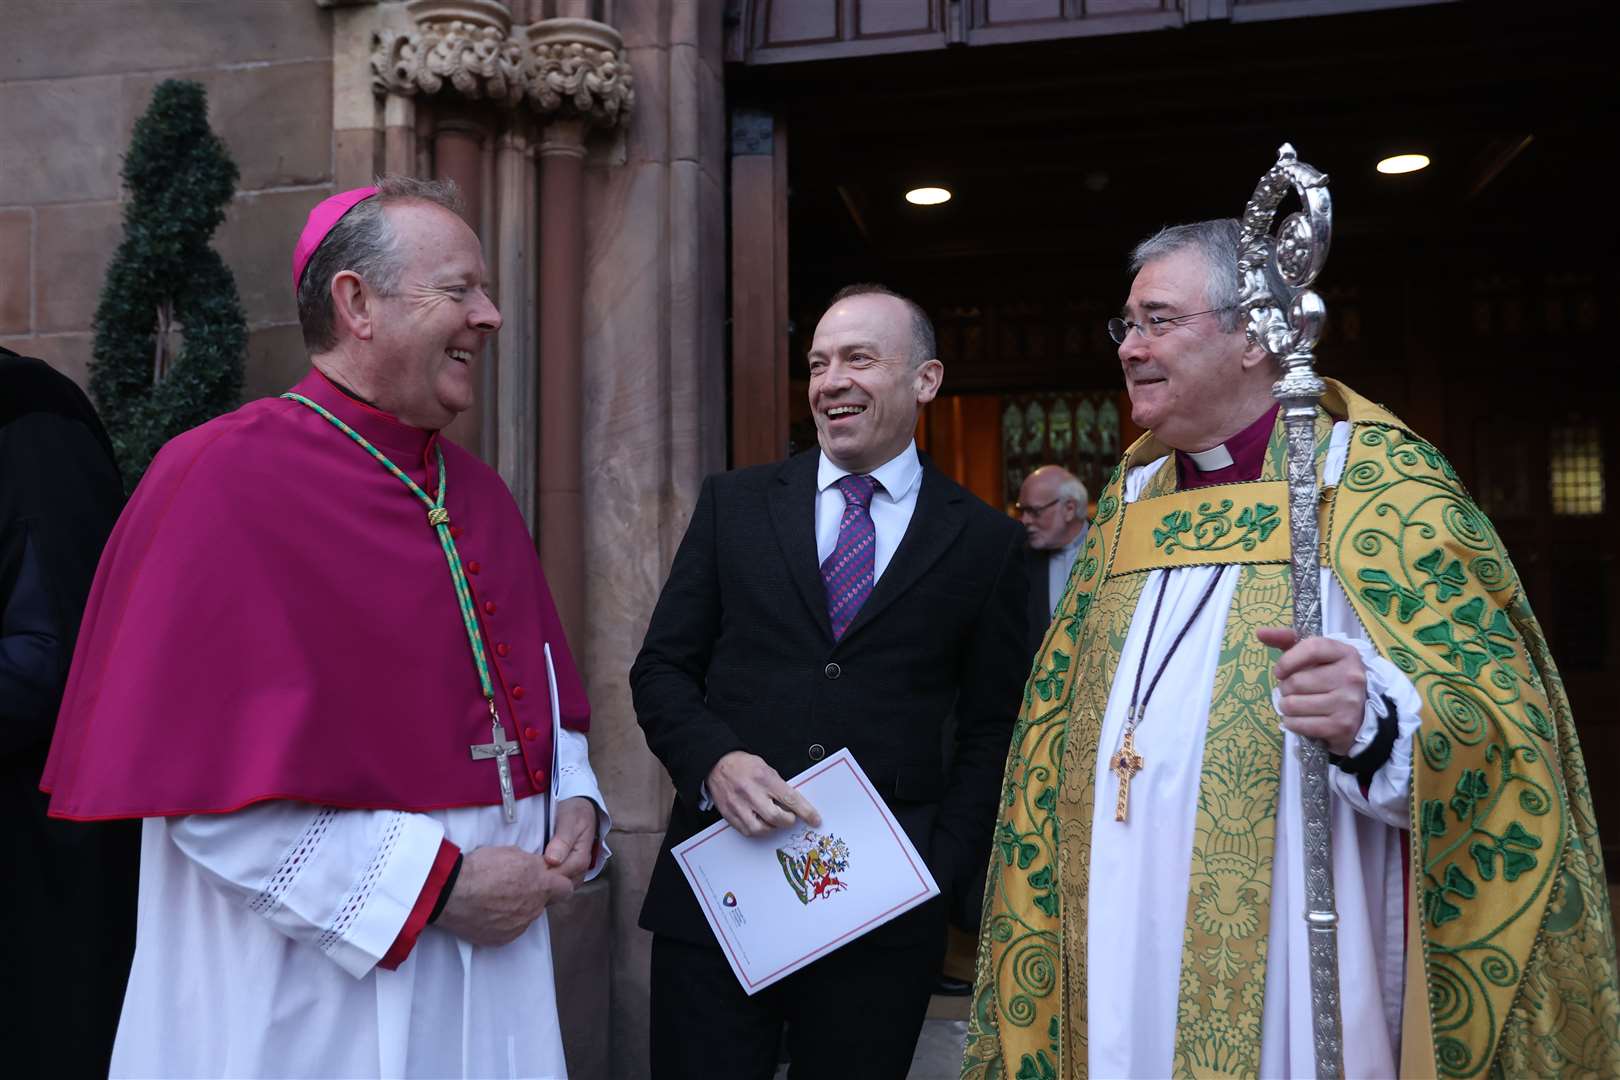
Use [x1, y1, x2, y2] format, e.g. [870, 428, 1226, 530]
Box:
[1174, 403, 1280, 489]
[1186, 443, 1234, 471]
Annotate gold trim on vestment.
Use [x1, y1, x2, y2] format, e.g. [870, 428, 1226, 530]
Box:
[1169, 562, 1289, 1078]
[1109, 480, 1293, 575]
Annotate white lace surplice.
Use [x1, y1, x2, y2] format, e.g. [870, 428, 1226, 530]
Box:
[111, 728, 609, 1080]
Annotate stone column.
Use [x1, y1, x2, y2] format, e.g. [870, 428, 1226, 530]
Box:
[493, 116, 538, 530]
[433, 119, 486, 222]
[536, 112, 588, 643]
[383, 94, 417, 174]
[521, 11, 635, 660]
[520, 20, 635, 1078]
[433, 112, 489, 453]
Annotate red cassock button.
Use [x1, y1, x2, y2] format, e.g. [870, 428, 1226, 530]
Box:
[524, 726, 539, 740]
[467, 561, 481, 574]
[496, 643, 510, 657]
[512, 686, 525, 700]
[532, 767, 547, 786]
[450, 526, 463, 539]
[483, 600, 497, 615]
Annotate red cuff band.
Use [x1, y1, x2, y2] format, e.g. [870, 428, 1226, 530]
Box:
[379, 837, 460, 971]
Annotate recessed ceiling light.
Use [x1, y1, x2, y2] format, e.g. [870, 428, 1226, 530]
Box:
[905, 186, 952, 206]
[1376, 153, 1430, 175]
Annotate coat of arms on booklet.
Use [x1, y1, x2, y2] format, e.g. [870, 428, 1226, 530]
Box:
[672, 748, 938, 994]
[776, 830, 850, 904]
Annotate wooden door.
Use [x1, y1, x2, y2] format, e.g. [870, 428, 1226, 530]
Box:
[729, 105, 792, 467]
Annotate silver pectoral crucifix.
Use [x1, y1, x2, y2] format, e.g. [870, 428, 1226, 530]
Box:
[469, 701, 520, 823]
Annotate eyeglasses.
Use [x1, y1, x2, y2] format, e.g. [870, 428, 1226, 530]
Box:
[1015, 498, 1060, 517]
[1106, 307, 1234, 345]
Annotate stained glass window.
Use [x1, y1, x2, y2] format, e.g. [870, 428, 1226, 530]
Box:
[1549, 423, 1605, 516]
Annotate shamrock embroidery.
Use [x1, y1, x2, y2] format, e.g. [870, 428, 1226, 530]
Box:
[1469, 822, 1542, 883]
[1414, 548, 1468, 603]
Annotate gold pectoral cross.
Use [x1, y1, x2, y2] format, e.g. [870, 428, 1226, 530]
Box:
[1109, 728, 1144, 823]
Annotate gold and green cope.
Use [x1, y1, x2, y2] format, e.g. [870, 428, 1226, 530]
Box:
[964, 382, 1619, 1080]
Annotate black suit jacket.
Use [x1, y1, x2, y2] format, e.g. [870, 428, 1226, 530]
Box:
[631, 449, 1029, 947]
[1025, 546, 1054, 660]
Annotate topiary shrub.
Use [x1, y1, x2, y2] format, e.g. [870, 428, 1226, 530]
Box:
[89, 79, 246, 491]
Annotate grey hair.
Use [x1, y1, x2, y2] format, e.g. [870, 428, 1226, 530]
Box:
[296, 176, 467, 352]
[826, 282, 937, 367]
[1056, 473, 1088, 511]
[1129, 217, 1289, 334]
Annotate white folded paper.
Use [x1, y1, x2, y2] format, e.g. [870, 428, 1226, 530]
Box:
[543, 642, 562, 845]
[672, 748, 939, 994]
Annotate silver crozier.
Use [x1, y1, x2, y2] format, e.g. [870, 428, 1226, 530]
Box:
[1236, 142, 1343, 1079]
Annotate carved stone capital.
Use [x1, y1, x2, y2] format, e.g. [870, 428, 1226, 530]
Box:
[371, 0, 525, 108]
[367, 5, 634, 130]
[523, 18, 635, 129]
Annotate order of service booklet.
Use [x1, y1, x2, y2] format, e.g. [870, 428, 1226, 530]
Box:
[671, 747, 940, 994]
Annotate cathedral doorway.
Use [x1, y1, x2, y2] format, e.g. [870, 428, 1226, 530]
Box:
[722, 0, 1620, 864]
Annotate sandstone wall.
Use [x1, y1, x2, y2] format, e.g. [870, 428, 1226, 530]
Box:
[0, 0, 335, 397]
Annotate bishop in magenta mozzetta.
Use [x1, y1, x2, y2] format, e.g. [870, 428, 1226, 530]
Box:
[42, 178, 611, 1079]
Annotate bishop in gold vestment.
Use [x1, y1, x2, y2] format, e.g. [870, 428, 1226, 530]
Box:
[965, 220, 1618, 1078]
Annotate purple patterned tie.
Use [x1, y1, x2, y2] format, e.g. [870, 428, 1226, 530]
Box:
[822, 474, 879, 640]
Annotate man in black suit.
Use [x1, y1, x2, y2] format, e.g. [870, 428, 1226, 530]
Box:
[1016, 464, 1089, 658]
[631, 284, 1029, 1078]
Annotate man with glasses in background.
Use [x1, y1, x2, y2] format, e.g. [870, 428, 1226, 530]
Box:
[1016, 464, 1089, 657]
[966, 218, 1618, 1078]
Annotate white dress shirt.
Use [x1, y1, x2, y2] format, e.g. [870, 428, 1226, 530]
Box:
[815, 441, 924, 582]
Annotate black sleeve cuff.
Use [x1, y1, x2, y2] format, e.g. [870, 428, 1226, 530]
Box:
[1328, 693, 1400, 788]
[427, 852, 464, 924]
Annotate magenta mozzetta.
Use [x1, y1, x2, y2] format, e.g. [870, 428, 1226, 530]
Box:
[42, 368, 589, 818]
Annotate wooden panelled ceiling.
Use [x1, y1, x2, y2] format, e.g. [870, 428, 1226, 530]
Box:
[728, 1, 1616, 309]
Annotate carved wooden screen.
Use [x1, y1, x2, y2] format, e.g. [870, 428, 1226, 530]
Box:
[1002, 390, 1121, 511]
